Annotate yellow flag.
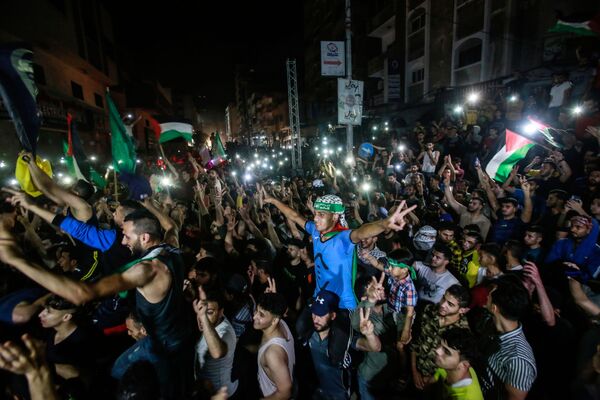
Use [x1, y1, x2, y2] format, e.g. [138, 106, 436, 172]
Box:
[15, 155, 53, 197]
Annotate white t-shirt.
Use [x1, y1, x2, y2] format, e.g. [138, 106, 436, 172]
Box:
[195, 317, 238, 395]
[548, 81, 573, 108]
[413, 261, 460, 303]
[422, 151, 439, 173]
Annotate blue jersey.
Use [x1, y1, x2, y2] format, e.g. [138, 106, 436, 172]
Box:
[305, 221, 357, 310]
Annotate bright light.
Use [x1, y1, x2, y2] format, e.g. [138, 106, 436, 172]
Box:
[372, 136, 376, 140]
[108, 165, 114, 170]
[254, 153, 259, 158]
[0, 161, 5, 168]
[278, 152, 283, 156]
[523, 123, 537, 134]
[278, 161, 283, 166]
[127, 113, 133, 119]
[118, 160, 123, 164]
[284, 157, 288, 161]
[57, 172, 64, 178]
[231, 171, 237, 176]
[272, 154, 276, 158]
[453, 105, 463, 114]
[398, 144, 406, 152]
[384, 127, 389, 132]
[328, 123, 332, 129]
[337, 146, 343, 152]
[314, 146, 319, 151]
[467, 93, 479, 104]
[372, 126, 378, 131]
[61, 176, 73, 185]
[262, 163, 267, 168]
[59, 158, 66, 164]
[335, 170, 341, 176]
[361, 182, 371, 191]
[90, 156, 97, 161]
[243, 173, 252, 181]
[161, 177, 173, 187]
[9, 179, 18, 186]
[573, 106, 583, 115]
[351, 176, 357, 182]
[395, 164, 401, 170]
[269, 166, 273, 170]
[509, 95, 518, 102]
[384, 121, 388, 126]
[345, 156, 354, 165]
[136, 159, 141, 164]
[235, 154, 240, 159]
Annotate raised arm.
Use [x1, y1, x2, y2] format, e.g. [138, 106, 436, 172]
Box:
[520, 181, 533, 224]
[142, 198, 179, 248]
[263, 189, 307, 229]
[23, 154, 92, 222]
[350, 202, 416, 243]
[443, 178, 467, 215]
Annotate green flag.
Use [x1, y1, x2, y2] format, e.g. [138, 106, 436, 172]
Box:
[106, 91, 136, 174]
[213, 132, 227, 162]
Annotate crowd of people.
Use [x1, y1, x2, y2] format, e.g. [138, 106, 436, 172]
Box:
[1, 56, 600, 400]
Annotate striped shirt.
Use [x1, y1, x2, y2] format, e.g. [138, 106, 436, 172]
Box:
[483, 325, 537, 399]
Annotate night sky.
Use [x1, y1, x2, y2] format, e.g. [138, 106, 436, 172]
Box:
[106, 1, 304, 109]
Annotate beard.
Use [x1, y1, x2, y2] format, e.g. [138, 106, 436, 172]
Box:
[129, 238, 145, 256]
[313, 322, 330, 332]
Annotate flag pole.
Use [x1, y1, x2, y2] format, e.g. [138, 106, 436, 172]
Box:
[113, 168, 118, 202]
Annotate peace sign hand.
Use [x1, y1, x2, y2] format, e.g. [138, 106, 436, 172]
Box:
[265, 277, 277, 294]
[0, 334, 48, 376]
[383, 200, 417, 231]
[359, 307, 374, 336]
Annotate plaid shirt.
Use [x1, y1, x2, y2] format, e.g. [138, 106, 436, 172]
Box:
[386, 272, 418, 313]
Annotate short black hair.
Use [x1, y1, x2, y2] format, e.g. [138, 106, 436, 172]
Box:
[463, 231, 483, 245]
[387, 248, 414, 266]
[504, 239, 525, 261]
[441, 328, 479, 363]
[45, 295, 78, 312]
[124, 210, 162, 240]
[72, 179, 95, 201]
[446, 284, 471, 308]
[127, 309, 144, 326]
[257, 293, 287, 318]
[525, 225, 544, 235]
[490, 276, 530, 321]
[432, 243, 453, 261]
[480, 243, 505, 269]
[204, 290, 226, 310]
[119, 199, 144, 215]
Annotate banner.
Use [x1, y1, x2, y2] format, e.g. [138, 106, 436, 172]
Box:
[321, 41, 345, 76]
[337, 78, 363, 125]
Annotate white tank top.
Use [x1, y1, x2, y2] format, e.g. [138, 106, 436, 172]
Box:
[257, 320, 295, 397]
[422, 151, 438, 173]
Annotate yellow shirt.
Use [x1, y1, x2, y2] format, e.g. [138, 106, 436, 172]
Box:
[433, 367, 484, 400]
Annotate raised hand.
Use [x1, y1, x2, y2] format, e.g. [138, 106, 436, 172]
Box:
[264, 277, 277, 294]
[0, 334, 47, 376]
[383, 200, 417, 231]
[2, 188, 35, 211]
[523, 261, 542, 288]
[359, 307, 374, 336]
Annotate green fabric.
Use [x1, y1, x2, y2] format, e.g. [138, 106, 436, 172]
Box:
[388, 259, 416, 280]
[114, 255, 160, 298]
[549, 21, 599, 37]
[493, 143, 534, 183]
[313, 201, 345, 213]
[213, 132, 227, 160]
[158, 129, 193, 144]
[433, 367, 484, 400]
[89, 167, 107, 189]
[107, 91, 136, 174]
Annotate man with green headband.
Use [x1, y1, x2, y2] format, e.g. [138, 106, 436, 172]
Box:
[263, 191, 416, 310]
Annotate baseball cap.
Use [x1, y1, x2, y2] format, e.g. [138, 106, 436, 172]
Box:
[310, 290, 339, 316]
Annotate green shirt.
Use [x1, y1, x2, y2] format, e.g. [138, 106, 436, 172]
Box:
[433, 367, 484, 400]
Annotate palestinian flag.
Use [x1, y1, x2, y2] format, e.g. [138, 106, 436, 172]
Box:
[213, 132, 227, 162]
[485, 129, 534, 183]
[149, 117, 193, 144]
[549, 13, 600, 37]
[107, 90, 136, 174]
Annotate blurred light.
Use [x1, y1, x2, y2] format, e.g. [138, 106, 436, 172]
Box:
[0, 161, 5, 168]
[61, 176, 73, 185]
[398, 144, 406, 152]
[235, 154, 240, 159]
[372, 126, 378, 131]
[278, 152, 283, 156]
[361, 182, 371, 191]
[269, 166, 273, 170]
[254, 153, 259, 158]
[231, 171, 237, 176]
[117, 160, 123, 164]
[284, 157, 288, 161]
[136, 159, 141, 164]
[345, 156, 354, 165]
[57, 172, 64, 178]
[161, 177, 173, 187]
[9, 179, 18, 186]
[573, 106, 583, 115]
[372, 136, 375, 140]
[351, 176, 357, 182]
[278, 161, 283, 166]
[90, 156, 97, 161]
[467, 92, 479, 104]
[384, 127, 389, 132]
[127, 113, 133, 119]
[243, 173, 252, 181]
[108, 165, 114, 170]
[384, 121, 388, 126]
[337, 146, 343, 152]
[509, 95, 518, 102]
[453, 105, 463, 114]
[59, 158, 66, 164]
[523, 123, 537, 134]
[314, 146, 319, 151]
[335, 170, 341, 176]
[395, 164, 401, 170]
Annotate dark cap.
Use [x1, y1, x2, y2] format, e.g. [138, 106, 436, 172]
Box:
[499, 197, 519, 206]
[310, 290, 339, 316]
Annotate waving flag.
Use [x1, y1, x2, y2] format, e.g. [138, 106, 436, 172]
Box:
[213, 132, 227, 162]
[485, 129, 534, 183]
[549, 13, 600, 37]
[149, 116, 194, 144]
[107, 90, 136, 174]
[0, 44, 41, 154]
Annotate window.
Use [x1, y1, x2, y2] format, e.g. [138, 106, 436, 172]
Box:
[33, 64, 46, 85]
[409, 9, 426, 35]
[411, 68, 425, 84]
[71, 81, 83, 100]
[457, 41, 482, 68]
[94, 93, 103, 108]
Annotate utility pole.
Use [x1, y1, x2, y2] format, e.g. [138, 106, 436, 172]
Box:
[345, 0, 353, 154]
[286, 59, 302, 173]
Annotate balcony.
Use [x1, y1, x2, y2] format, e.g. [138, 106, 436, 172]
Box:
[368, 3, 395, 36]
[368, 53, 385, 78]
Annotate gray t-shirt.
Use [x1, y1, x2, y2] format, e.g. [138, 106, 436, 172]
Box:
[413, 261, 460, 303]
[195, 317, 238, 395]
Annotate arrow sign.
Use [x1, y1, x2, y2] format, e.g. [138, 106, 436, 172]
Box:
[321, 41, 345, 76]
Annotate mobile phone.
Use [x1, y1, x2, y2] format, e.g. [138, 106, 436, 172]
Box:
[474, 157, 481, 167]
[570, 195, 582, 203]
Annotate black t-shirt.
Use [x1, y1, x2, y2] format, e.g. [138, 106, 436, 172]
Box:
[46, 326, 101, 369]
